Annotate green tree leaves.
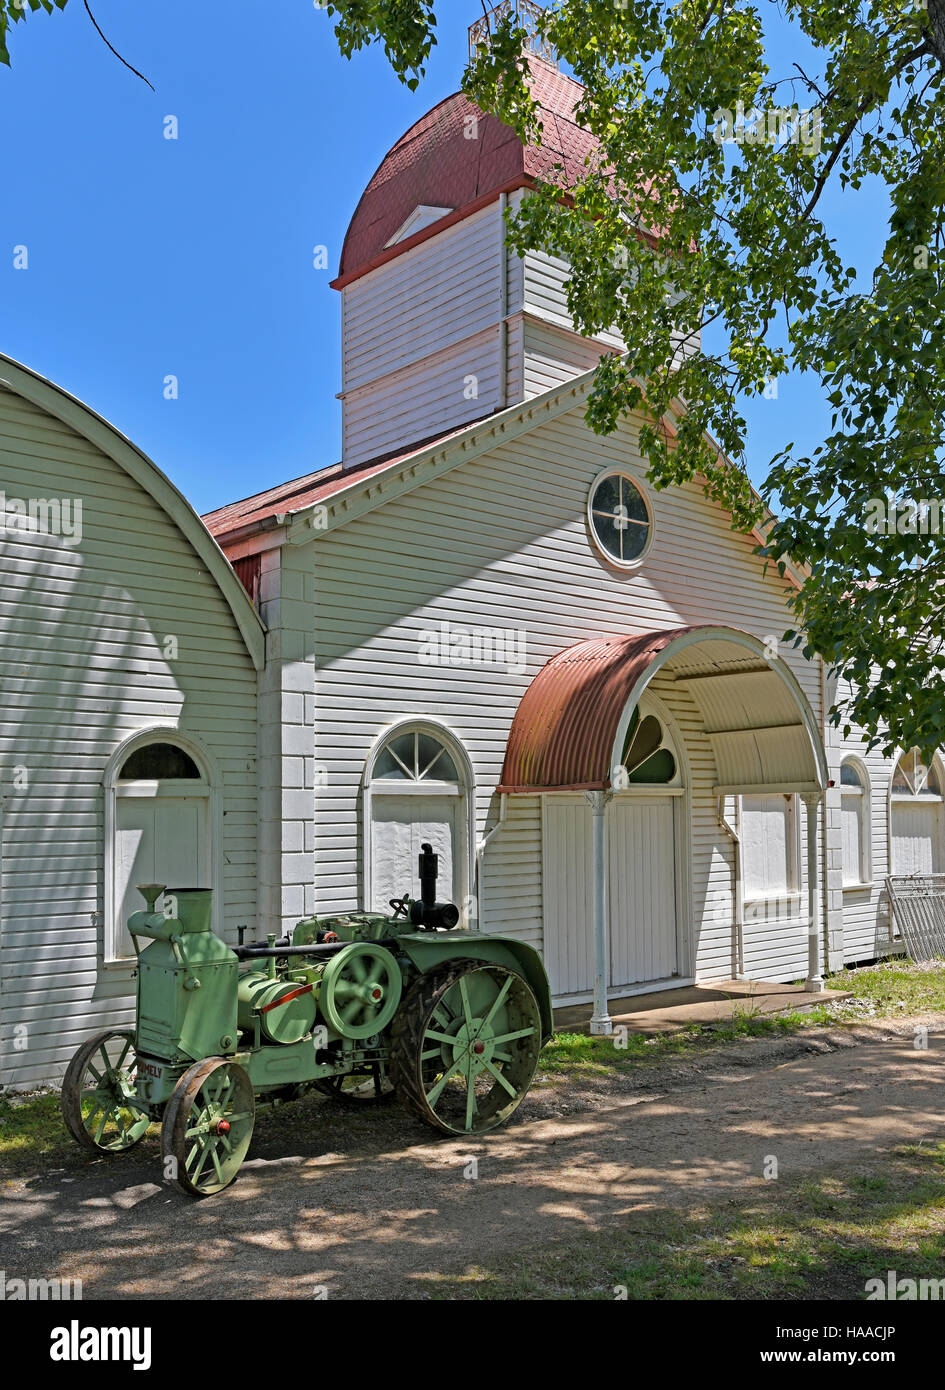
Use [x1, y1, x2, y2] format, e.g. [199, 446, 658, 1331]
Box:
[0, 0, 69, 67]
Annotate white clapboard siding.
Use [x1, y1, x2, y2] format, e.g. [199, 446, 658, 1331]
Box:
[341, 204, 504, 392]
[0, 386, 258, 1089]
[523, 317, 607, 397]
[342, 326, 503, 468]
[523, 247, 625, 350]
[308, 397, 823, 991]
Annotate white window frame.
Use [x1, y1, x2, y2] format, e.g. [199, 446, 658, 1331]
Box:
[586, 467, 654, 571]
[103, 728, 220, 966]
[839, 757, 871, 890]
[887, 749, 945, 904]
[739, 792, 801, 912]
[362, 718, 475, 920]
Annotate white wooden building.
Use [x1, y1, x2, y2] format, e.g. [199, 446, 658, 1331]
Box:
[2, 51, 934, 1088]
[204, 55, 931, 1033]
[0, 356, 263, 1089]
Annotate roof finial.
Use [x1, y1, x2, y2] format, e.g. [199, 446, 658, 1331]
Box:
[468, 2, 556, 67]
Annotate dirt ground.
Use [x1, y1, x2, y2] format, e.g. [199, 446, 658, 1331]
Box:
[1, 1018, 943, 1300]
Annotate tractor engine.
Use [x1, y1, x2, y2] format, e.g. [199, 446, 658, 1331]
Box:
[131, 887, 238, 1066]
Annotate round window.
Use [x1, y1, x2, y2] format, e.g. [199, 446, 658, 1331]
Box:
[587, 470, 652, 567]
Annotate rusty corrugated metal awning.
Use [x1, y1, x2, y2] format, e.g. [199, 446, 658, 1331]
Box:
[499, 628, 697, 792]
[499, 624, 828, 794]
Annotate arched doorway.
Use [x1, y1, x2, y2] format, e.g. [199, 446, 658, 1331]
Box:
[500, 625, 828, 1020]
[363, 721, 473, 917]
[104, 731, 215, 962]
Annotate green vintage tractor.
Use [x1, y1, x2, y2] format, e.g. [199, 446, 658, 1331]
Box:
[61, 845, 553, 1196]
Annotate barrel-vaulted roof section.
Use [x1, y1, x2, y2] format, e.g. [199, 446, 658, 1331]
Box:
[0, 353, 265, 670]
[499, 626, 827, 794]
[337, 59, 598, 285]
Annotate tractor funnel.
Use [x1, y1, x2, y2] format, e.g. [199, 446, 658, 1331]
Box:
[166, 888, 213, 933]
[136, 883, 166, 913]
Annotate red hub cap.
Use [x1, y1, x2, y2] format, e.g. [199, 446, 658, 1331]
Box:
[473, 1042, 485, 1055]
[215, 1119, 231, 1135]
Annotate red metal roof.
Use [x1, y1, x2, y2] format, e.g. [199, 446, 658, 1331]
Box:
[202, 421, 480, 542]
[337, 58, 599, 285]
[499, 628, 699, 792]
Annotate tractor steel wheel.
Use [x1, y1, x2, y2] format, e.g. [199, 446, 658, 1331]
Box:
[162, 1057, 255, 1197]
[314, 1062, 396, 1105]
[61, 1029, 151, 1153]
[391, 960, 541, 1136]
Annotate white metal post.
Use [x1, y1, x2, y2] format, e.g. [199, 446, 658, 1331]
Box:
[803, 792, 824, 991]
[585, 790, 613, 1034]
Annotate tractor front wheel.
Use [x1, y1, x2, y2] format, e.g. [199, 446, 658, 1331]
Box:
[61, 1029, 151, 1153]
[390, 960, 542, 1136]
[162, 1057, 255, 1197]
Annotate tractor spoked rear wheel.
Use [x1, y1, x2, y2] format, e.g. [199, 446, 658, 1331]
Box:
[162, 1057, 255, 1197]
[391, 960, 541, 1136]
[61, 1028, 151, 1153]
[315, 1063, 396, 1104]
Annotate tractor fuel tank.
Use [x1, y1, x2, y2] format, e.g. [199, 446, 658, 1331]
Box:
[237, 972, 319, 1045]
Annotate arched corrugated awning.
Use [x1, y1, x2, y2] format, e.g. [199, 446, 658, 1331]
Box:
[498, 625, 827, 794]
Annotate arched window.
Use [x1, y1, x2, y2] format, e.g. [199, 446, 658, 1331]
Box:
[840, 758, 870, 887]
[105, 731, 214, 963]
[890, 748, 944, 877]
[611, 706, 678, 795]
[364, 722, 472, 918]
[371, 729, 460, 785]
[616, 709, 678, 786]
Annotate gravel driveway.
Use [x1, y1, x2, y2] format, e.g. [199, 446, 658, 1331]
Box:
[1, 1020, 942, 1299]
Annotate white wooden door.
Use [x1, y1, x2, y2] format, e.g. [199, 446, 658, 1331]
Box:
[370, 795, 460, 912]
[115, 795, 207, 950]
[542, 796, 595, 996]
[608, 797, 678, 987]
[892, 802, 943, 876]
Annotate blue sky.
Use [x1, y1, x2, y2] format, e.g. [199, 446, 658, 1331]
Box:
[2, 2, 887, 515]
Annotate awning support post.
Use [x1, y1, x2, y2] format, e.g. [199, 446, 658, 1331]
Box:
[585, 789, 614, 1034]
[802, 792, 824, 992]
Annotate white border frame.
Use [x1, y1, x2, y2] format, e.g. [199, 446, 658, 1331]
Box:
[362, 716, 476, 919]
[839, 755, 872, 890]
[103, 726, 222, 966]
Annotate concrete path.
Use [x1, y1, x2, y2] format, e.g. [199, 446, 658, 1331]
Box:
[553, 978, 849, 1033]
[1, 1022, 942, 1300]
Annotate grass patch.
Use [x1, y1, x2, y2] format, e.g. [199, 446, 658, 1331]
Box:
[427, 1142, 945, 1300]
[535, 960, 945, 1084]
[824, 959, 945, 1016]
[0, 1088, 160, 1180]
[535, 1009, 812, 1083]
